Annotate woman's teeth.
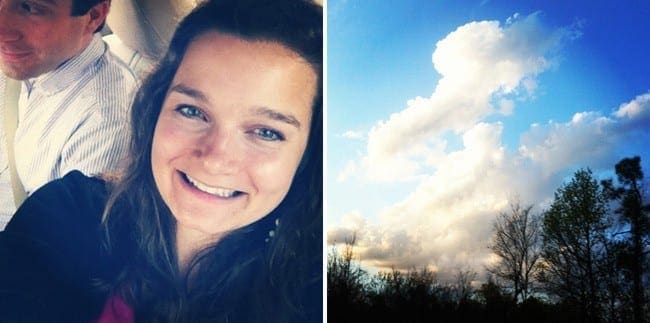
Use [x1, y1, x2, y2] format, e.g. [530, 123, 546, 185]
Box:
[185, 174, 237, 198]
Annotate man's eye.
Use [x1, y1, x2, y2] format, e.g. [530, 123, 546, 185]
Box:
[19, 1, 41, 14]
[175, 105, 207, 121]
[253, 128, 285, 141]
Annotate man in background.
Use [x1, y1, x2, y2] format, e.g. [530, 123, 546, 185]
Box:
[0, 0, 136, 228]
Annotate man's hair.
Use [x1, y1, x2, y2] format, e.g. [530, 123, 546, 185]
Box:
[71, 0, 108, 32]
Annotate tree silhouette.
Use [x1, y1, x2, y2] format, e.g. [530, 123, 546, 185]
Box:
[453, 268, 477, 303]
[602, 156, 649, 323]
[476, 276, 515, 322]
[327, 237, 369, 322]
[487, 201, 543, 302]
[326, 158, 650, 322]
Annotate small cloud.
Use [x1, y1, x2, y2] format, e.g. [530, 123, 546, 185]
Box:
[610, 91, 650, 137]
[341, 130, 365, 139]
[566, 18, 585, 41]
[506, 12, 520, 25]
[522, 78, 538, 96]
[337, 160, 358, 182]
[498, 99, 515, 115]
[327, 227, 358, 245]
[519, 111, 616, 177]
[520, 91, 650, 177]
[614, 92, 650, 119]
[328, 211, 367, 245]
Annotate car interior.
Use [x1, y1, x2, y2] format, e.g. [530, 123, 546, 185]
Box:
[103, 0, 199, 80]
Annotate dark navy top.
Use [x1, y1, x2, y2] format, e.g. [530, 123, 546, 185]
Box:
[0, 171, 110, 322]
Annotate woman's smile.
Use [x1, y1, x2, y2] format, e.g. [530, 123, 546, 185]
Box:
[181, 171, 242, 199]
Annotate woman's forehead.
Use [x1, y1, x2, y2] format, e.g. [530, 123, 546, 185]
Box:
[169, 31, 317, 122]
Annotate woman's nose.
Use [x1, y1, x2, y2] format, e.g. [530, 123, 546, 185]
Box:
[196, 129, 242, 175]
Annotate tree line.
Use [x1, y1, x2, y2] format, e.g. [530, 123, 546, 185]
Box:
[328, 156, 649, 323]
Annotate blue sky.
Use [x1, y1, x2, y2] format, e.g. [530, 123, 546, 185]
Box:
[327, 0, 650, 280]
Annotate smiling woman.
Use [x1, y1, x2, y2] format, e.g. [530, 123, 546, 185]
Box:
[0, 0, 322, 322]
[152, 31, 317, 267]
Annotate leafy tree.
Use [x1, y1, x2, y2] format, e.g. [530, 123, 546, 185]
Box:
[539, 168, 610, 323]
[602, 156, 650, 323]
[487, 201, 543, 302]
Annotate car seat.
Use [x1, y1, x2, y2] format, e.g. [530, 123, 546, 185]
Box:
[104, 0, 198, 79]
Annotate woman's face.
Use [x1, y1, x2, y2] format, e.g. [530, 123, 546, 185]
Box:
[151, 32, 317, 240]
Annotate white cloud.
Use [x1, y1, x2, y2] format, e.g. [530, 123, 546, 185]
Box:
[519, 111, 616, 177]
[498, 99, 515, 116]
[613, 92, 650, 125]
[339, 122, 520, 275]
[615, 97, 645, 118]
[520, 92, 650, 176]
[328, 91, 650, 280]
[329, 10, 648, 281]
[506, 12, 520, 25]
[363, 12, 577, 182]
[327, 210, 368, 244]
[337, 160, 358, 182]
[341, 130, 365, 139]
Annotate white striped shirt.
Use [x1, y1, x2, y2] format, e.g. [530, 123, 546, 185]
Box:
[0, 34, 137, 229]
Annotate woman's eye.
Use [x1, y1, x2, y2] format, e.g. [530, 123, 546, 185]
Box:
[175, 105, 207, 121]
[252, 128, 285, 141]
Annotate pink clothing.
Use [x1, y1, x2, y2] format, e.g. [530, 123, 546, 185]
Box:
[95, 294, 134, 323]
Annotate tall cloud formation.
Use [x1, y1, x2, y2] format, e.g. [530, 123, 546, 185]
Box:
[364, 12, 574, 182]
[330, 12, 650, 280]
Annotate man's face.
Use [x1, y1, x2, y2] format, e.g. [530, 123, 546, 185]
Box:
[0, 0, 94, 80]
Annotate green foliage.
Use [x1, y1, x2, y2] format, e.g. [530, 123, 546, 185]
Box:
[539, 168, 610, 322]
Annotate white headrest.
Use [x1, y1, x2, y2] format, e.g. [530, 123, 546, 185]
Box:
[106, 0, 198, 61]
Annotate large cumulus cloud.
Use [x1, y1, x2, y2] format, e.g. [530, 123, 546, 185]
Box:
[330, 92, 650, 278]
[330, 12, 650, 280]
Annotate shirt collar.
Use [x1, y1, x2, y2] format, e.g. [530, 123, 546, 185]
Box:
[29, 34, 105, 95]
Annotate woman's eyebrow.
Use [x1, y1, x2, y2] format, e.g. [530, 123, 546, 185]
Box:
[168, 83, 209, 103]
[253, 107, 301, 129]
